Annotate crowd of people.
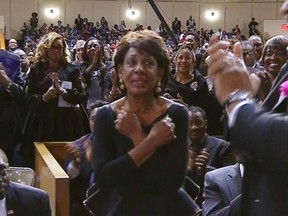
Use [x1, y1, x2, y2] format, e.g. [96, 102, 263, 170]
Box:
[1, 7, 286, 216]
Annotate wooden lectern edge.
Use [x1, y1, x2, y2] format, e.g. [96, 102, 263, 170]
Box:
[34, 142, 69, 178]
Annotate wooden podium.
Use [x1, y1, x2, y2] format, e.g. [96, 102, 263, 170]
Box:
[34, 142, 71, 216]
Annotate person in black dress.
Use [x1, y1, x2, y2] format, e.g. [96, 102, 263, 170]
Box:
[22, 32, 89, 168]
[91, 30, 201, 216]
[165, 44, 209, 110]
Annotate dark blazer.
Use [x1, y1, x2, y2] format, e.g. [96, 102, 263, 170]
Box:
[203, 135, 235, 169]
[6, 182, 51, 216]
[202, 163, 242, 216]
[231, 104, 288, 216]
[188, 134, 236, 206]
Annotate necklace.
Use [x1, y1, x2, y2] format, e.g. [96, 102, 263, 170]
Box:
[174, 72, 194, 84]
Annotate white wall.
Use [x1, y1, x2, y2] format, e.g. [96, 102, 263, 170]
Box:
[0, 0, 284, 39]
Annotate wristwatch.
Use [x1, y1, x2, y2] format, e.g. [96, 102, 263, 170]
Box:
[223, 89, 251, 108]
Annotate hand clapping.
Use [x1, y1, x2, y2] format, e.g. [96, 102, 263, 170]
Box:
[207, 35, 253, 105]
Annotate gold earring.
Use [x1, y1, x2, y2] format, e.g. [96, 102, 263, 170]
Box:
[155, 81, 162, 93]
[119, 78, 125, 90]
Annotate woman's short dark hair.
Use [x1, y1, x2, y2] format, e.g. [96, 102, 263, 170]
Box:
[113, 30, 170, 96]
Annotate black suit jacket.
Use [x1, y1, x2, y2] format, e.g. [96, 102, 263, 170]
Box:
[6, 182, 51, 216]
[231, 104, 288, 216]
[202, 163, 242, 216]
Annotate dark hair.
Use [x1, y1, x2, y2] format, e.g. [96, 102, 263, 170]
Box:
[187, 106, 207, 120]
[175, 44, 196, 61]
[87, 100, 108, 114]
[260, 35, 288, 65]
[113, 30, 170, 96]
[82, 37, 103, 64]
[82, 37, 106, 88]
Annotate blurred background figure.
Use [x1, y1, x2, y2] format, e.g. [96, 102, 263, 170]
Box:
[0, 50, 26, 165]
[7, 38, 18, 52]
[72, 39, 85, 66]
[65, 100, 108, 216]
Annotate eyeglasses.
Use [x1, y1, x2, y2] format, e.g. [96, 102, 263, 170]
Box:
[76, 48, 83, 52]
[87, 43, 99, 50]
[50, 45, 64, 51]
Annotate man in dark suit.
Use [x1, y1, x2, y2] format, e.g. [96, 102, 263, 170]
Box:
[0, 149, 51, 216]
[202, 162, 243, 216]
[187, 106, 235, 205]
[207, 19, 288, 215]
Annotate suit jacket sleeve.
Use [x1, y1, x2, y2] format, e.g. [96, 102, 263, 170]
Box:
[231, 104, 288, 164]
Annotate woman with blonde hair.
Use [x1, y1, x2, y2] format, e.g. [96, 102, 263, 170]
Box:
[22, 32, 89, 168]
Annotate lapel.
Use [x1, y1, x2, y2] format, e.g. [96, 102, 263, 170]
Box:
[272, 94, 286, 111]
[6, 183, 19, 216]
[227, 163, 242, 201]
[262, 63, 288, 110]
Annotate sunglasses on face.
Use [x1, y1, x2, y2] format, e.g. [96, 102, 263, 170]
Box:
[87, 43, 99, 50]
[50, 45, 64, 51]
